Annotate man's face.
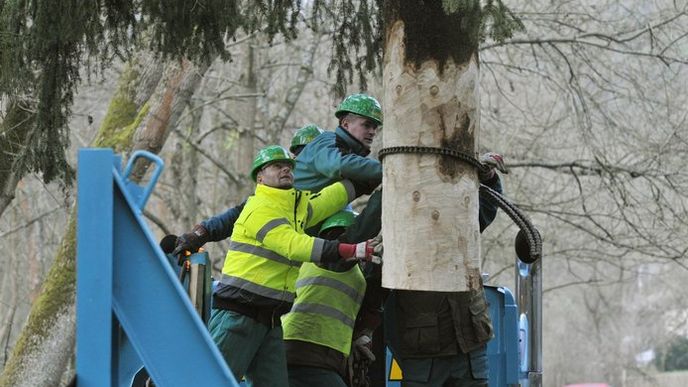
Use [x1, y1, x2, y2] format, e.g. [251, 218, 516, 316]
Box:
[257, 161, 294, 189]
[342, 114, 378, 147]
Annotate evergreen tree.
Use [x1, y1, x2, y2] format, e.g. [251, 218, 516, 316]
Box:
[0, 2, 523, 384]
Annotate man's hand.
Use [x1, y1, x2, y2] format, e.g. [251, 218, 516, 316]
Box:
[479, 152, 508, 182]
[173, 224, 209, 255]
[369, 235, 383, 265]
[352, 334, 376, 362]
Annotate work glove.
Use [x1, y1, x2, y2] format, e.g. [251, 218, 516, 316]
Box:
[159, 234, 179, 254]
[368, 235, 383, 265]
[478, 152, 508, 182]
[338, 240, 375, 262]
[352, 333, 376, 363]
[173, 224, 209, 255]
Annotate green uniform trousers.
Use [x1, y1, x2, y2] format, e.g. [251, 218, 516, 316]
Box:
[208, 309, 288, 387]
[399, 347, 488, 387]
[287, 365, 348, 387]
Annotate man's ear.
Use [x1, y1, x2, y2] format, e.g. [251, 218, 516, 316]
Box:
[339, 115, 348, 129]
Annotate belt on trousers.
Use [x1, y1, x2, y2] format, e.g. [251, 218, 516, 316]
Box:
[213, 297, 286, 328]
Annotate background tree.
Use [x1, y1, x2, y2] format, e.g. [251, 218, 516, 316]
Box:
[1, 1, 688, 386]
[0, 1, 303, 384]
[478, 0, 688, 384]
[655, 336, 688, 372]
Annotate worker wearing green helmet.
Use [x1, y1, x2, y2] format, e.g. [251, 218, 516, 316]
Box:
[207, 145, 379, 386]
[290, 124, 324, 156]
[248, 145, 295, 182]
[319, 209, 357, 235]
[286, 95, 386, 386]
[283, 209, 383, 387]
[174, 125, 326, 254]
[294, 93, 383, 194]
[334, 93, 383, 127]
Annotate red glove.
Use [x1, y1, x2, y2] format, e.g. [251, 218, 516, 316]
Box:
[338, 240, 374, 261]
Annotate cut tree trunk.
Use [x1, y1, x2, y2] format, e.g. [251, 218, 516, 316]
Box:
[381, 1, 483, 292]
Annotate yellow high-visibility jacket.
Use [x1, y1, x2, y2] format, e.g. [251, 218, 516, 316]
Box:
[217, 180, 355, 310]
[282, 262, 366, 355]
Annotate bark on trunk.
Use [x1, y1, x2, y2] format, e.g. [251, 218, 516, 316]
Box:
[381, 1, 483, 291]
[236, 42, 258, 196]
[0, 102, 36, 218]
[0, 53, 207, 387]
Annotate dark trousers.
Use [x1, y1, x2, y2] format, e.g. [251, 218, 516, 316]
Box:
[288, 365, 348, 387]
[208, 309, 288, 387]
[399, 347, 488, 387]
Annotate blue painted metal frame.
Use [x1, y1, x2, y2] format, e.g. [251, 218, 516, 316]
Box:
[485, 286, 519, 386]
[76, 148, 238, 387]
[164, 251, 213, 323]
[77, 149, 114, 386]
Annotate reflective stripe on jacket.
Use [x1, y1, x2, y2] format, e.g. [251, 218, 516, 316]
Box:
[282, 262, 366, 355]
[220, 181, 355, 306]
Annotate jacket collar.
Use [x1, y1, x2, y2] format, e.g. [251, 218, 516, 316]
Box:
[254, 183, 298, 208]
[335, 126, 370, 157]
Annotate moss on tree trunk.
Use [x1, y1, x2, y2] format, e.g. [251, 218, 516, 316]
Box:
[0, 57, 161, 387]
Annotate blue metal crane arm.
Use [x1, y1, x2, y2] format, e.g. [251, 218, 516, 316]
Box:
[77, 148, 238, 387]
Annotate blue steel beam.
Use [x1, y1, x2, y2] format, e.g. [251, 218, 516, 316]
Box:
[77, 149, 115, 386]
[76, 148, 238, 387]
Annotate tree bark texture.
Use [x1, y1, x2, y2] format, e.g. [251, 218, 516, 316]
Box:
[381, 1, 483, 291]
[0, 53, 206, 387]
[0, 102, 36, 218]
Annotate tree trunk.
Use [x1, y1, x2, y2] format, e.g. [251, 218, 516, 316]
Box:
[381, 1, 483, 291]
[0, 53, 207, 387]
[235, 41, 258, 198]
[268, 33, 321, 143]
[0, 102, 36, 218]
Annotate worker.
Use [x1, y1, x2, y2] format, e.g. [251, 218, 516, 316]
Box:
[294, 93, 383, 241]
[291, 93, 387, 386]
[295, 93, 382, 192]
[290, 124, 324, 157]
[175, 92, 384, 251]
[174, 124, 325, 254]
[385, 152, 508, 387]
[174, 96, 386, 380]
[207, 145, 377, 387]
[282, 209, 382, 387]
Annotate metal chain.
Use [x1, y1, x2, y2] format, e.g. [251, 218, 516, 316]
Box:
[378, 146, 490, 174]
[479, 184, 542, 262]
[378, 146, 541, 262]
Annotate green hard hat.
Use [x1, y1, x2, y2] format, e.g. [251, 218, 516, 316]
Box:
[250, 145, 295, 182]
[290, 124, 324, 153]
[319, 210, 357, 235]
[335, 94, 383, 126]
